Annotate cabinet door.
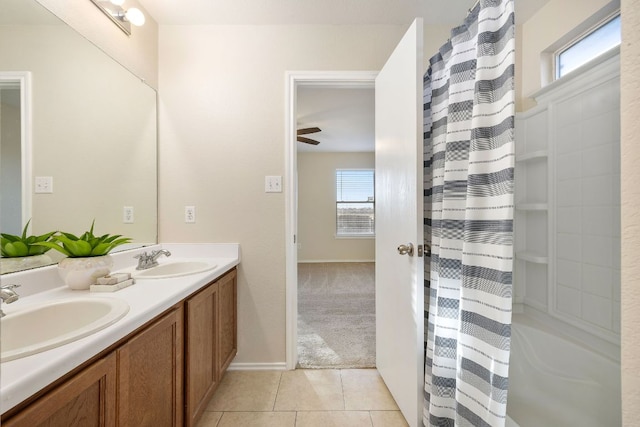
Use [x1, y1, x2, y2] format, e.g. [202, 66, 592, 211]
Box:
[185, 281, 218, 426]
[117, 307, 184, 427]
[3, 352, 116, 427]
[218, 269, 237, 374]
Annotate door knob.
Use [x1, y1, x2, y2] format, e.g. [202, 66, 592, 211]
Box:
[397, 243, 414, 256]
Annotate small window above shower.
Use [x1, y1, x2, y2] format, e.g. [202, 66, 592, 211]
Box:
[555, 13, 621, 79]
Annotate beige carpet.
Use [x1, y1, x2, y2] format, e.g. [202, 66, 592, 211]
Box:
[297, 262, 376, 369]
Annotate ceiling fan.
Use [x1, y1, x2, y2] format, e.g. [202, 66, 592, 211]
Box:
[297, 127, 322, 145]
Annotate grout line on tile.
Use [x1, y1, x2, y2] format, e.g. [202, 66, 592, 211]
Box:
[215, 412, 224, 427]
[339, 369, 347, 410]
[273, 371, 284, 411]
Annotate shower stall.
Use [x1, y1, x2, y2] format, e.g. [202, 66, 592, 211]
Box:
[509, 48, 621, 426]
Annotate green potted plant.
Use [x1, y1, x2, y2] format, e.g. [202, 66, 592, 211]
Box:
[0, 220, 57, 274]
[35, 221, 132, 290]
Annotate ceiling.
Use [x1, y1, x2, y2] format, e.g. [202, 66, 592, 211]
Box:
[139, 0, 551, 25]
[297, 87, 374, 153]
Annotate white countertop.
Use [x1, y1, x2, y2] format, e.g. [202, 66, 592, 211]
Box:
[0, 243, 240, 415]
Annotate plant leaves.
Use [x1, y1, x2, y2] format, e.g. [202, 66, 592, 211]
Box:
[4, 242, 29, 257]
[21, 219, 32, 240]
[32, 241, 71, 257]
[60, 232, 80, 240]
[90, 242, 111, 256]
[1, 234, 21, 243]
[55, 235, 87, 257]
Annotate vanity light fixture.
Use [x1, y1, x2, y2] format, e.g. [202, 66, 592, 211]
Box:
[90, 0, 145, 36]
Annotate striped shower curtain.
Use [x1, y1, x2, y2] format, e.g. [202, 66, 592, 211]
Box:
[423, 0, 515, 426]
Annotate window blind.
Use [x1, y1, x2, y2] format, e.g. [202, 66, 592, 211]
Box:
[336, 169, 374, 236]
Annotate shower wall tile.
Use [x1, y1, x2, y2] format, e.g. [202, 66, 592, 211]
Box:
[582, 145, 613, 177]
[613, 269, 621, 302]
[581, 264, 613, 298]
[557, 179, 581, 206]
[517, 61, 619, 339]
[613, 174, 621, 205]
[612, 110, 621, 145]
[612, 238, 621, 268]
[557, 207, 581, 234]
[613, 301, 621, 334]
[556, 152, 582, 181]
[556, 98, 582, 125]
[556, 285, 581, 318]
[557, 259, 581, 290]
[548, 69, 620, 339]
[581, 292, 612, 329]
[581, 111, 617, 149]
[557, 233, 582, 262]
[556, 123, 582, 154]
[582, 206, 614, 236]
[583, 83, 617, 118]
[581, 175, 613, 206]
[582, 235, 613, 268]
[524, 112, 548, 152]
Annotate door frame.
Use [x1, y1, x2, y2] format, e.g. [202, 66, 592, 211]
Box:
[284, 71, 378, 370]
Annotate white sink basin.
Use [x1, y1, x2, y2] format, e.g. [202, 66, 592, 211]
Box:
[1, 297, 129, 362]
[132, 260, 217, 279]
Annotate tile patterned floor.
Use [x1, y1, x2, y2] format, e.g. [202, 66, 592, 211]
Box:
[197, 369, 409, 427]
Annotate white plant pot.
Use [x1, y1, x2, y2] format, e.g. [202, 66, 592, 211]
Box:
[57, 255, 113, 290]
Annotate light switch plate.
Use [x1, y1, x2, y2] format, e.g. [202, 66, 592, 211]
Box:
[35, 176, 53, 194]
[265, 176, 282, 193]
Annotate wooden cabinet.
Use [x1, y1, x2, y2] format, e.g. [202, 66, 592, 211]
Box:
[185, 268, 237, 426]
[2, 267, 237, 427]
[118, 307, 183, 427]
[3, 308, 184, 427]
[217, 269, 237, 373]
[185, 281, 219, 425]
[3, 352, 117, 427]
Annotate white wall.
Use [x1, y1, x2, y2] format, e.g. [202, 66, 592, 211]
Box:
[298, 152, 375, 262]
[620, 0, 640, 423]
[158, 23, 451, 365]
[34, 0, 158, 88]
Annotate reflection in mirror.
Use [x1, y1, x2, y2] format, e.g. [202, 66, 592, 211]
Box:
[0, 74, 29, 236]
[0, 0, 158, 274]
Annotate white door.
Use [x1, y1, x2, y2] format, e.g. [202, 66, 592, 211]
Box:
[375, 18, 424, 427]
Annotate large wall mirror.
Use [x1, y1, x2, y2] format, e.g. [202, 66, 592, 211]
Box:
[0, 0, 158, 274]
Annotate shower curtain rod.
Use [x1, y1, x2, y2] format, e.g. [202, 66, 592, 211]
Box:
[468, 0, 480, 15]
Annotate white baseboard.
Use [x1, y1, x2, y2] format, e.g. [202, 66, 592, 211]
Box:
[297, 259, 375, 263]
[228, 362, 288, 371]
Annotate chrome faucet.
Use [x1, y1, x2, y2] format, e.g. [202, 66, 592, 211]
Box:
[0, 284, 20, 318]
[134, 249, 172, 270]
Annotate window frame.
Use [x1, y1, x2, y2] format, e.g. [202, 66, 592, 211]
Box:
[335, 168, 375, 238]
[554, 12, 621, 80]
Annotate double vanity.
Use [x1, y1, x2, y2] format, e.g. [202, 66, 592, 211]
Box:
[0, 243, 240, 426]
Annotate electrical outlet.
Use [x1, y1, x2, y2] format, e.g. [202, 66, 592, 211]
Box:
[35, 176, 53, 194]
[265, 176, 282, 193]
[123, 206, 134, 223]
[185, 206, 196, 223]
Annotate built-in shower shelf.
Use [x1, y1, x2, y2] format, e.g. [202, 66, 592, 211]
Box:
[515, 150, 548, 162]
[515, 251, 548, 264]
[515, 203, 548, 211]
